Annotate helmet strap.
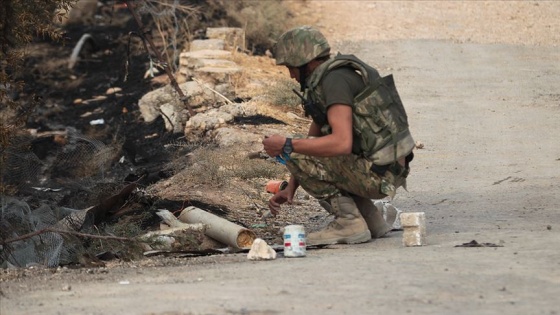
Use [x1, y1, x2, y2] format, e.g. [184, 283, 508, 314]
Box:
[298, 65, 307, 92]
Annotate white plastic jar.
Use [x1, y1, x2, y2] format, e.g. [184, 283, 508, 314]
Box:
[283, 225, 306, 257]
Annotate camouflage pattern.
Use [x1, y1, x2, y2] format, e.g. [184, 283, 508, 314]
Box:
[306, 54, 416, 165]
[274, 26, 331, 67]
[285, 152, 407, 201]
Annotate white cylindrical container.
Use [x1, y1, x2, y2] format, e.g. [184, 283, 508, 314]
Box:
[283, 225, 306, 257]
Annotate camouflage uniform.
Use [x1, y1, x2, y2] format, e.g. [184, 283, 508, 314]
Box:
[274, 26, 413, 244]
[275, 26, 411, 202]
[286, 150, 407, 201]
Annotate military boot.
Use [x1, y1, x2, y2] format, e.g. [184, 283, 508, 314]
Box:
[307, 196, 371, 245]
[352, 195, 393, 238]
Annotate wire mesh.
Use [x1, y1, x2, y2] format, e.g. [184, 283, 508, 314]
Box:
[1, 129, 118, 267]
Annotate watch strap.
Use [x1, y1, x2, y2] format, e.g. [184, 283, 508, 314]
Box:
[283, 138, 293, 155]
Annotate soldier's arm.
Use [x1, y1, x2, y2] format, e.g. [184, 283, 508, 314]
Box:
[292, 104, 353, 157]
[308, 121, 322, 137]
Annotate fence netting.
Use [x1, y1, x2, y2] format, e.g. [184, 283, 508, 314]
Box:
[1, 128, 118, 267]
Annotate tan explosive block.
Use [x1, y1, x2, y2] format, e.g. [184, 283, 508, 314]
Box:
[400, 212, 427, 246]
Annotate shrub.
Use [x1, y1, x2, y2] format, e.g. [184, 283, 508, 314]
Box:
[0, 0, 76, 195]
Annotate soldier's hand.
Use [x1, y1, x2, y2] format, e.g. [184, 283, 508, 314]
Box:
[262, 135, 285, 158]
[268, 189, 291, 215]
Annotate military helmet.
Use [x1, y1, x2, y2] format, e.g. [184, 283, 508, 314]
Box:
[274, 26, 331, 67]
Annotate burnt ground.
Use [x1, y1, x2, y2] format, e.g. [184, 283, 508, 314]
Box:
[21, 10, 173, 165]
[15, 12, 184, 207]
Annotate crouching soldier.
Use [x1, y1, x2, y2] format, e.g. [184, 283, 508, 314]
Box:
[262, 26, 415, 245]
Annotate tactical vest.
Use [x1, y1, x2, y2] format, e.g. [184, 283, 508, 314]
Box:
[305, 54, 415, 165]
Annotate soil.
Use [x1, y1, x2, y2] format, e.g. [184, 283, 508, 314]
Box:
[1, 1, 560, 315]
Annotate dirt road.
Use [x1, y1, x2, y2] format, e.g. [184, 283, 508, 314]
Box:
[2, 1, 559, 315]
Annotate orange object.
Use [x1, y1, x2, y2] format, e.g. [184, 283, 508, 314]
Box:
[266, 180, 288, 194]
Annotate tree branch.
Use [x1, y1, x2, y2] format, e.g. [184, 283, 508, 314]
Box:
[124, 0, 195, 118]
[1, 227, 132, 246]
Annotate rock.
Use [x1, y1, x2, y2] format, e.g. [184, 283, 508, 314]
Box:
[214, 83, 233, 99]
[206, 27, 245, 50]
[106, 87, 122, 94]
[138, 81, 214, 128]
[60, 0, 98, 25]
[178, 47, 241, 84]
[178, 50, 234, 83]
[138, 86, 178, 123]
[185, 110, 234, 131]
[213, 127, 263, 150]
[180, 49, 232, 61]
[189, 39, 225, 51]
[247, 238, 277, 260]
[188, 58, 240, 69]
[220, 102, 258, 117]
[192, 66, 241, 85]
[160, 103, 183, 133]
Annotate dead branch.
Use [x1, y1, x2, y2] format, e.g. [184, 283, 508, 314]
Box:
[287, 111, 312, 122]
[124, 0, 195, 117]
[158, 107, 175, 131]
[1, 227, 132, 246]
[192, 78, 234, 105]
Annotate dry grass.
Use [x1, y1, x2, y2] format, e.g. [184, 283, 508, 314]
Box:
[210, 0, 296, 54]
[178, 145, 285, 188]
[230, 52, 302, 111]
[264, 78, 301, 107]
[137, 0, 200, 71]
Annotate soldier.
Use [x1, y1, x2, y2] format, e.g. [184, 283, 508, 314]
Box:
[262, 26, 415, 245]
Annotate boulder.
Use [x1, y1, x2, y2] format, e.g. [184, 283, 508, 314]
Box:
[138, 81, 215, 131]
[206, 27, 245, 50]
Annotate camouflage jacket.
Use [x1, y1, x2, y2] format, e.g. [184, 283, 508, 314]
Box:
[304, 54, 415, 165]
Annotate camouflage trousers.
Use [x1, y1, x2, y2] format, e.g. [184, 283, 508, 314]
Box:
[285, 152, 408, 201]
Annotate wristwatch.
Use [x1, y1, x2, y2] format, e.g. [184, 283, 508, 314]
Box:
[282, 138, 293, 155]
